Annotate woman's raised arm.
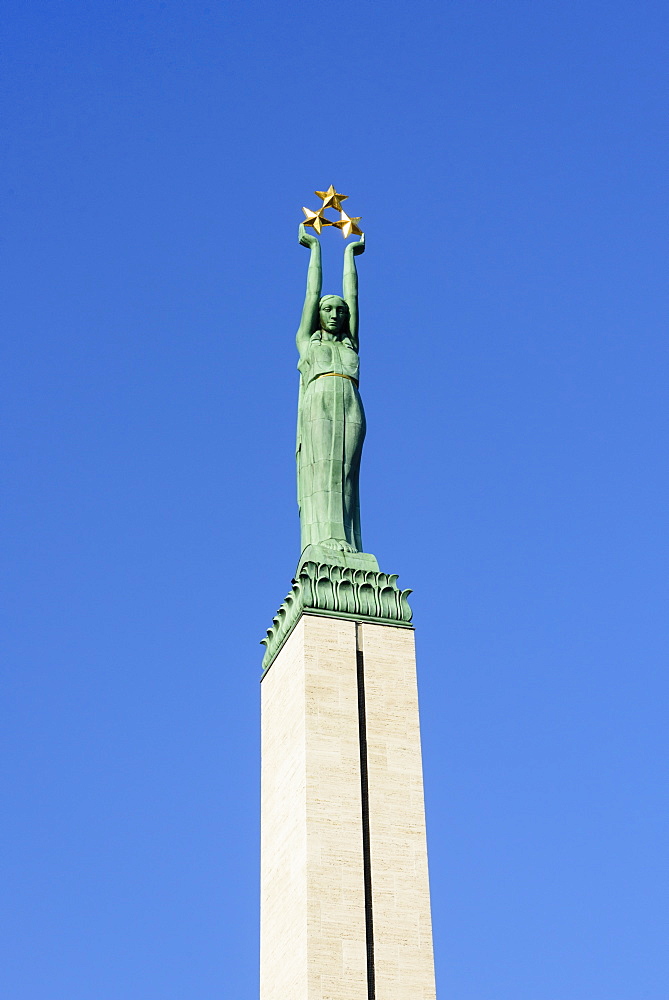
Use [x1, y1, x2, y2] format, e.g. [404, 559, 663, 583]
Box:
[296, 224, 322, 357]
[343, 234, 365, 353]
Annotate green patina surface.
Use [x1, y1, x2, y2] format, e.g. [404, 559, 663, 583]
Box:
[296, 224, 367, 558]
[260, 224, 412, 673]
[261, 561, 413, 676]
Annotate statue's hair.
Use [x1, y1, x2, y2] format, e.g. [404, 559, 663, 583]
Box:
[319, 294, 348, 310]
[317, 295, 350, 338]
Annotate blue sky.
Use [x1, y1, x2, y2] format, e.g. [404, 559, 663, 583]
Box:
[2, 1, 668, 997]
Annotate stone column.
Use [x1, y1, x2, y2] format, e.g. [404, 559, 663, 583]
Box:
[260, 612, 436, 1000]
[360, 621, 437, 998]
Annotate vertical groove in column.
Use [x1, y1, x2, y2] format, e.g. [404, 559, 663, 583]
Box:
[355, 623, 375, 1000]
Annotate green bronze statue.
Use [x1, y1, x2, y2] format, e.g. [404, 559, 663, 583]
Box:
[260, 206, 413, 672]
[296, 223, 378, 572]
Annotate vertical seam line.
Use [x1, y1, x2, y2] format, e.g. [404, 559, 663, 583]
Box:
[356, 622, 375, 1000]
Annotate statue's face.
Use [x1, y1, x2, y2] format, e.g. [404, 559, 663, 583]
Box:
[320, 298, 347, 334]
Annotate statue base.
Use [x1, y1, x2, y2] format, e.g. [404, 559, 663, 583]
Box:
[296, 544, 379, 575]
[260, 615, 437, 998]
[260, 555, 413, 676]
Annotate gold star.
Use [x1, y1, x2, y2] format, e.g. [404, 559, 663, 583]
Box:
[302, 206, 332, 234]
[314, 184, 349, 212]
[333, 210, 363, 238]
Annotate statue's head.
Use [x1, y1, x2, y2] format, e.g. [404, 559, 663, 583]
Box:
[319, 295, 350, 337]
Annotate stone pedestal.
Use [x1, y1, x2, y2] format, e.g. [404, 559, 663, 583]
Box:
[260, 612, 436, 1000]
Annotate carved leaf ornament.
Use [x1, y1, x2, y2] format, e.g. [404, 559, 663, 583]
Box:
[261, 562, 412, 674]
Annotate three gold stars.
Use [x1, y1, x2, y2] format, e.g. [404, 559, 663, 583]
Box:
[301, 186, 363, 238]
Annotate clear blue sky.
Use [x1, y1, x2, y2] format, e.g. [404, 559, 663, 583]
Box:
[2, 2, 667, 997]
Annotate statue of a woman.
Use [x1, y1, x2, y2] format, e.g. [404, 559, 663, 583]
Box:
[296, 223, 376, 569]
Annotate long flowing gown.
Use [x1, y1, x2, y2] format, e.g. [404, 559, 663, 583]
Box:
[296, 332, 365, 554]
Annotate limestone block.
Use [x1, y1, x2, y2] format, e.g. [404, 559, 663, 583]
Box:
[360, 622, 437, 1000]
[260, 614, 436, 1000]
[260, 615, 368, 1000]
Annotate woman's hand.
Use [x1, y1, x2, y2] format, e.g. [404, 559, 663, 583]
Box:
[346, 234, 365, 256]
[299, 223, 319, 249]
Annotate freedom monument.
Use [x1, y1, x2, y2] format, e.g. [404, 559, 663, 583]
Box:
[259, 188, 437, 999]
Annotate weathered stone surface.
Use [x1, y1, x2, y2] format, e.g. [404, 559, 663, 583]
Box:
[260, 615, 368, 1000]
[361, 622, 437, 999]
[260, 613, 436, 1000]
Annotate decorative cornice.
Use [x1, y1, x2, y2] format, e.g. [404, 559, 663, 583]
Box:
[261, 561, 413, 676]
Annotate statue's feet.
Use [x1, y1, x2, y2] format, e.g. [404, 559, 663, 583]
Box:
[321, 538, 357, 553]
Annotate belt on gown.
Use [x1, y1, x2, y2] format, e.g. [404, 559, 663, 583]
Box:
[314, 372, 359, 387]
